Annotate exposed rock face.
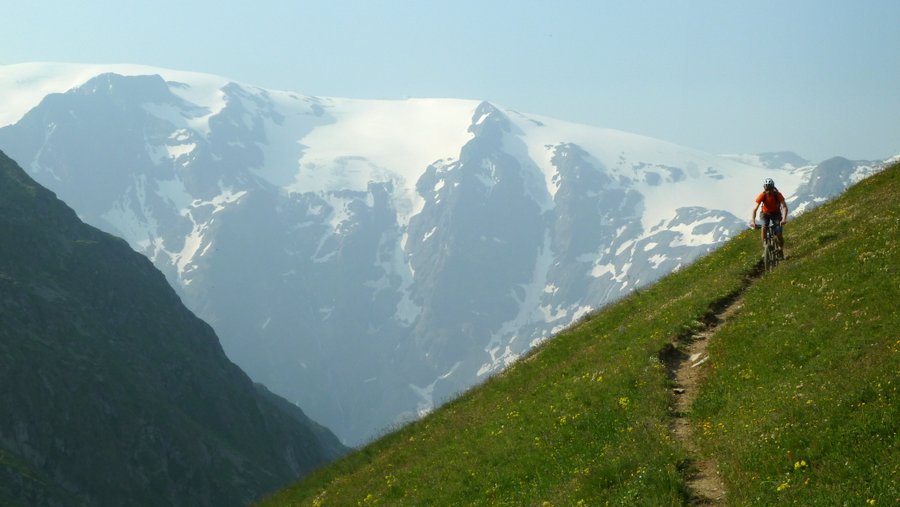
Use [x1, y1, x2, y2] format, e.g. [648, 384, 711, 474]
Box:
[1, 65, 888, 444]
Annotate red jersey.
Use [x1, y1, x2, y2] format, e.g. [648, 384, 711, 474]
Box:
[756, 190, 785, 214]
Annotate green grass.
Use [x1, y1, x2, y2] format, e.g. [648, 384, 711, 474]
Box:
[692, 165, 899, 505]
[259, 162, 898, 506]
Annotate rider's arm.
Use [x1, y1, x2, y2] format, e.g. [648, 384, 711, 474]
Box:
[751, 202, 760, 225]
[780, 199, 789, 224]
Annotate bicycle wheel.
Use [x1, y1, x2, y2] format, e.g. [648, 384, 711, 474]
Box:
[764, 243, 777, 272]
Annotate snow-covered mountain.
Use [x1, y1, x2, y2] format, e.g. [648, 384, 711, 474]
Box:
[1, 63, 890, 445]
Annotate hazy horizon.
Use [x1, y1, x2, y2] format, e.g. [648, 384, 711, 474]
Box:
[4, 0, 899, 162]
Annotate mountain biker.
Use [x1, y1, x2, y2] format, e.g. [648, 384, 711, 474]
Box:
[750, 178, 788, 258]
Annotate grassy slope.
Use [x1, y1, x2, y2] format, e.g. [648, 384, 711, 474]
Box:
[260, 162, 897, 506]
[692, 164, 898, 504]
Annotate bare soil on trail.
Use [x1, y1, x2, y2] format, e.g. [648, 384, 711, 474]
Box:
[662, 288, 750, 505]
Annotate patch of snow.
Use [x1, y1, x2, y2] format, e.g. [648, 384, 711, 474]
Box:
[284, 97, 477, 226]
[616, 240, 634, 256]
[167, 142, 196, 160]
[539, 304, 568, 322]
[669, 216, 722, 247]
[590, 263, 616, 278]
[477, 232, 554, 376]
[648, 253, 668, 269]
[478, 345, 521, 377]
[571, 305, 594, 322]
[322, 192, 355, 232]
[168, 183, 246, 278]
[410, 362, 461, 417]
[477, 159, 499, 189]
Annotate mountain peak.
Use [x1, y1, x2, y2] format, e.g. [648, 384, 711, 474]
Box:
[468, 100, 511, 135]
[74, 71, 172, 101]
[1, 63, 890, 446]
[756, 151, 810, 169]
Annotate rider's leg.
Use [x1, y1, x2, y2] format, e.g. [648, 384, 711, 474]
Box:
[769, 213, 784, 250]
[775, 218, 785, 258]
[761, 215, 772, 245]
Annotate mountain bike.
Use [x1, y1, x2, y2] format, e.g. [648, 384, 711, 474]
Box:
[754, 222, 783, 272]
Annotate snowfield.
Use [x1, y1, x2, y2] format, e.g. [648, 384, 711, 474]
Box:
[2, 62, 892, 445]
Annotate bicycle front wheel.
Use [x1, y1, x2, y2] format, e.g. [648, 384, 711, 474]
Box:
[765, 244, 777, 272]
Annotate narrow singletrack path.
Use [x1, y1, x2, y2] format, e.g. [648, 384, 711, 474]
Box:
[661, 265, 763, 505]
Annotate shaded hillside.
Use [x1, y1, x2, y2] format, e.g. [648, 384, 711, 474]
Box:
[0, 149, 346, 507]
[260, 162, 897, 505]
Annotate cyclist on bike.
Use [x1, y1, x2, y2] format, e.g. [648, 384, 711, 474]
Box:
[751, 178, 788, 258]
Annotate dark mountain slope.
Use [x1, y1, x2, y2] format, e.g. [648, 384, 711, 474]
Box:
[0, 149, 346, 507]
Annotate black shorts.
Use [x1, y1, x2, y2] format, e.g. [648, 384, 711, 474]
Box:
[761, 212, 783, 233]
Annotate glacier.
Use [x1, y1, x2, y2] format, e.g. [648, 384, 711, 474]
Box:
[1, 62, 892, 445]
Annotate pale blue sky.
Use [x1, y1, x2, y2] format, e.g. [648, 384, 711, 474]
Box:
[4, 0, 899, 162]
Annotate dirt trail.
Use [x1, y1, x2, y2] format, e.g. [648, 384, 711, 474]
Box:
[661, 268, 759, 505]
